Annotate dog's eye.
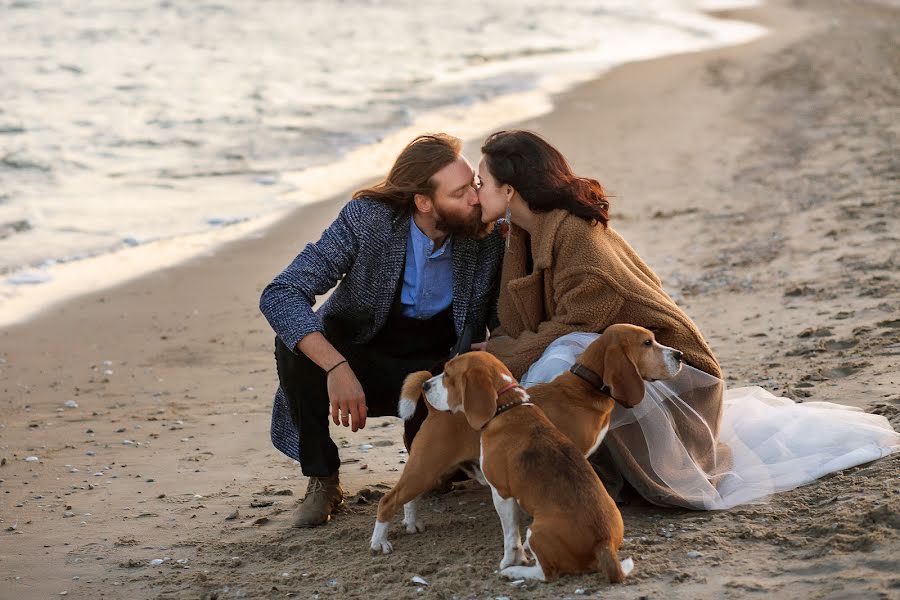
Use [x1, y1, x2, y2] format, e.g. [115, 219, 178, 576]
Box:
[643, 339, 652, 346]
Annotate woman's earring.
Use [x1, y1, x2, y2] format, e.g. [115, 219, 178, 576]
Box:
[504, 202, 512, 249]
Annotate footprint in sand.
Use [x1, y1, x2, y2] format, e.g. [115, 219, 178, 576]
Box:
[822, 338, 858, 351]
[818, 362, 871, 379]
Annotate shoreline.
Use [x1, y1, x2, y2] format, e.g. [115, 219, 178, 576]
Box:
[3, 1, 899, 598]
[0, 5, 767, 329]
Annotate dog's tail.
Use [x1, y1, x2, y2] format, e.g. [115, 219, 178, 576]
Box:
[596, 543, 632, 584]
[398, 371, 433, 420]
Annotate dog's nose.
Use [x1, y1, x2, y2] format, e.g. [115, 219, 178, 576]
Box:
[422, 381, 431, 392]
[673, 350, 683, 362]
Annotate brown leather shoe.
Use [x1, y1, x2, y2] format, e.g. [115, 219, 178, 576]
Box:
[291, 473, 344, 528]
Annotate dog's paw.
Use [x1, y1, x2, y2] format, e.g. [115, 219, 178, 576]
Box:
[402, 501, 423, 533]
[403, 519, 425, 534]
[370, 521, 393, 555]
[369, 538, 393, 555]
[500, 564, 545, 581]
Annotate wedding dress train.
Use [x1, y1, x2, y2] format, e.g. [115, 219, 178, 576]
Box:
[521, 332, 900, 510]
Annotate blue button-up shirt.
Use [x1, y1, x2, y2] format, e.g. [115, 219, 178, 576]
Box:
[399, 218, 454, 319]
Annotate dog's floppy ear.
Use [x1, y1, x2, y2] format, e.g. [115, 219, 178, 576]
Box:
[462, 366, 498, 430]
[604, 344, 645, 408]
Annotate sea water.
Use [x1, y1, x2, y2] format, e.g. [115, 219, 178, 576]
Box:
[0, 0, 764, 326]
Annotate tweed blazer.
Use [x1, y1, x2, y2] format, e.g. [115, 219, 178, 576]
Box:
[260, 197, 505, 459]
[485, 209, 721, 380]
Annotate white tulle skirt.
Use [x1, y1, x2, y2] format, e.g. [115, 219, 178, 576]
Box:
[522, 332, 900, 510]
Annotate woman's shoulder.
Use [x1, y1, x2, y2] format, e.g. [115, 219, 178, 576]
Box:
[553, 211, 618, 253]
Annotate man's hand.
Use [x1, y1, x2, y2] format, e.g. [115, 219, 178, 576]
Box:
[327, 363, 367, 431]
[470, 342, 487, 351]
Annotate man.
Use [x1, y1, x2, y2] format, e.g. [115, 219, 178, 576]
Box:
[260, 133, 504, 527]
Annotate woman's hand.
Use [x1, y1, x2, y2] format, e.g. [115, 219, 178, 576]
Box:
[327, 363, 367, 431]
[470, 342, 488, 351]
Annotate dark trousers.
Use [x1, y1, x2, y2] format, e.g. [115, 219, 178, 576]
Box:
[274, 332, 449, 477]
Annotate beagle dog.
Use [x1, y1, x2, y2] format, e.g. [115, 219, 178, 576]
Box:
[441, 351, 631, 582]
[369, 324, 683, 557]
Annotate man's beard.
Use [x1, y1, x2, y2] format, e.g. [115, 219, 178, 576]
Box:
[434, 204, 494, 240]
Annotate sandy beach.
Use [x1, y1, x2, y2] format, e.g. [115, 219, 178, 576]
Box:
[2, 0, 899, 598]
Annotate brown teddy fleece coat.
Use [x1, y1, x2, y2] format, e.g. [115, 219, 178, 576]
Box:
[485, 209, 721, 379]
[486, 209, 728, 508]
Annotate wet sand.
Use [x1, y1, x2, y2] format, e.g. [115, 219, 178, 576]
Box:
[1, 0, 898, 598]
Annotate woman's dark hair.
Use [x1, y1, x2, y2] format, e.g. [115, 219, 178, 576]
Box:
[480, 130, 609, 225]
[353, 133, 461, 210]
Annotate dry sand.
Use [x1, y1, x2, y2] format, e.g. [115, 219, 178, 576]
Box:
[1, 0, 898, 598]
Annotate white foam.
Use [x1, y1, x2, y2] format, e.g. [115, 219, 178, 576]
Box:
[6, 271, 53, 286]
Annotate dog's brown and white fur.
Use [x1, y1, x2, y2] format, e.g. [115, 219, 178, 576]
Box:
[447, 351, 633, 581]
[369, 324, 683, 562]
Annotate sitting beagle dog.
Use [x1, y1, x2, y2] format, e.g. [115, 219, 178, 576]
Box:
[441, 351, 631, 582]
[369, 324, 683, 558]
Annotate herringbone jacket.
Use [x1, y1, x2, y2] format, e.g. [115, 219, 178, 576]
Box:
[260, 197, 505, 460]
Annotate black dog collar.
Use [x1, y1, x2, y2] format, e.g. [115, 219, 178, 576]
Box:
[482, 386, 534, 429]
[494, 397, 533, 417]
[569, 363, 611, 395]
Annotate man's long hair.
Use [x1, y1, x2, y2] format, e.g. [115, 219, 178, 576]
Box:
[353, 133, 462, 210]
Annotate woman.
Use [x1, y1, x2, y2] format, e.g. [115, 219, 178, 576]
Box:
[475, 129, 899, 509]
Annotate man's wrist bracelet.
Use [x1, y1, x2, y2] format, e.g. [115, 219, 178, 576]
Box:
[325, 359, 348, 375]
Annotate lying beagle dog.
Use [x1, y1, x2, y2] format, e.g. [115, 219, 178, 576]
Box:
[369, 324, 683, 556]
[442, 351, 630, 582]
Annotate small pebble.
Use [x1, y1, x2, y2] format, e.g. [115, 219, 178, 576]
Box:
[411, 576, 429, 586]
[64, 400, 79, 408]
[687, 550, 703, 558]
[25, 456, 39, 462]
[150, 559, 164, 567]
